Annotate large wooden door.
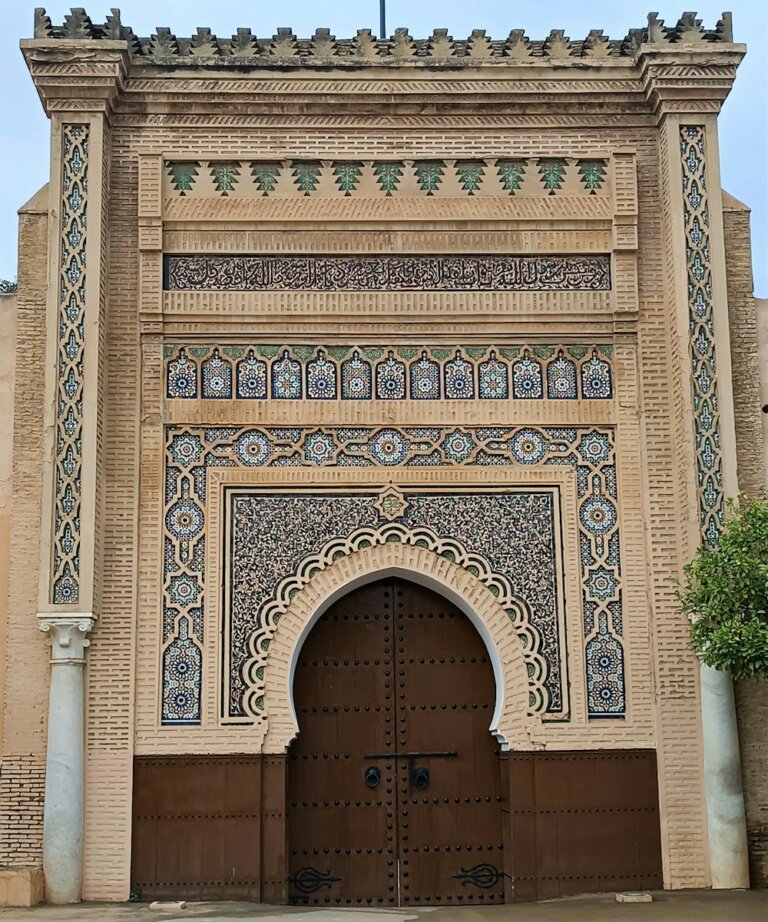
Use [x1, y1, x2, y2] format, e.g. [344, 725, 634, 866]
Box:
[287, 576, 505, 907]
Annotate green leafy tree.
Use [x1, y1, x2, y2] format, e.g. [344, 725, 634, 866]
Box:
[678, 495, 768, 678]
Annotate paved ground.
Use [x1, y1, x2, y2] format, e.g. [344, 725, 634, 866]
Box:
[1, 891, 767, 921]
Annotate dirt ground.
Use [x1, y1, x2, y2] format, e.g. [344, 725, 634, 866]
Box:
[1, 889, 766, 922]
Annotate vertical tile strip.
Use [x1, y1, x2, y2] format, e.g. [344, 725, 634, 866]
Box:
[51, 124, 89, 604]
[680, 126, 724, 547]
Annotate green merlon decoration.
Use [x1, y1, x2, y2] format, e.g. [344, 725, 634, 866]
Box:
[496, 159, 526, 194]
[211, 162, 240, 196]
[333, 162, 363, 195]
[292, 161, 322, 195]
[167, 161, 199, 195]
[414, 161, 445, 195]
[373, 162, 403, 196]
[538, 159, 566, 194]
[578, 160, 606, 193]
[455, 161, 485, 194]
[251, 161, 282, 195]
[0, 279, 17, 293]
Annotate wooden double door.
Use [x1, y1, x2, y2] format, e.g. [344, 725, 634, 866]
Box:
[287, 577, 506, 907]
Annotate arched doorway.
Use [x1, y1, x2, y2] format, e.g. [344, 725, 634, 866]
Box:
[287, 576, 506, 907]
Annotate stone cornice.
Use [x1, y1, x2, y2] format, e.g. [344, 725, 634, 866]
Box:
[638, 44, 745, 118]
[21, 11, 745, 118]
[21, 40, 129, 116]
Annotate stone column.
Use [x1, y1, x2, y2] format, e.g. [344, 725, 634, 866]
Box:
[700, 664, 749, 888]
[37, 615, 94, 904]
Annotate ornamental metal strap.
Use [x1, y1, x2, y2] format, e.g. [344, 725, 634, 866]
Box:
[163, 254, 611, 292]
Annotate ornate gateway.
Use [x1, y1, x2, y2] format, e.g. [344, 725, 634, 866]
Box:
[3, 7, 753, 909]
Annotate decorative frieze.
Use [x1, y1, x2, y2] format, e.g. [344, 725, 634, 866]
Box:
[164, 255, 611, 293]
[162, 424, 625, 726]
[164, 158, 608, 199]
[51, 124, 89, 605]
[680, 127, 724, 547]
[165, 344, 613, 402]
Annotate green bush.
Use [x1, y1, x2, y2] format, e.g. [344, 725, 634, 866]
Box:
[678, 495, 768, 678]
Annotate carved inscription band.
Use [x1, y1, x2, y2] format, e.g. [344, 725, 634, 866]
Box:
[164, 254, 611, 292]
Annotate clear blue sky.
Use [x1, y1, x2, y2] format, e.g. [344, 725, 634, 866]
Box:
[1, 2, 765, 294]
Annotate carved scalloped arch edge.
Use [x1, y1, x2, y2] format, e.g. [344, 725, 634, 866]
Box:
[241, 522, 547, 718]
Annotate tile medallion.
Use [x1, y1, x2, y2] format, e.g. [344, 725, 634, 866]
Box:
[162, 425, 626, 726]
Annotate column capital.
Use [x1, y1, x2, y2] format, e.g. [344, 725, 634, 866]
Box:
[37, 613, 95, 662]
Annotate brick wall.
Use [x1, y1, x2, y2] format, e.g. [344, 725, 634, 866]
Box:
[723, 192, 768, 887]
[0, 291, 16, 754]
[0, 185, 50, 868]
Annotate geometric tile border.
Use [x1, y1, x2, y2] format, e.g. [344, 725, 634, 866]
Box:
[166, 344, 613, 402]
[162, 424, 625, 725]
[51, 124, 89, 604]
[680, 126, 724, 547]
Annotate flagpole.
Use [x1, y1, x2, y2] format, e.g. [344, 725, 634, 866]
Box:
[380, 0, 386, 39]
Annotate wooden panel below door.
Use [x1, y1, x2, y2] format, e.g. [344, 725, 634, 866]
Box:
[131, 756, 262, 902]
[506, 749, 663, 901]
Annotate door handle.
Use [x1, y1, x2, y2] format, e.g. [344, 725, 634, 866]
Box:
[364, 766, 381, 789]
[411, 765, 430, 790]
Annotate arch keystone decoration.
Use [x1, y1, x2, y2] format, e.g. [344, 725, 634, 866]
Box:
[257, 535, 542, 752]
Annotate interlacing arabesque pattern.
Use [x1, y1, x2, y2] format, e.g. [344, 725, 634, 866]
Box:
[232, 505, 550, 718]
[228, 492, 556, 719]
[161, 425, 625, 724]
[680, 127, 724, 548]
[166, 344, 613, 402]
[51, 125, 89, 604]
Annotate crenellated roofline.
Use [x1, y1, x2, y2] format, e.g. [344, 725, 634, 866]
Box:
[28, 8, 736, 66]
